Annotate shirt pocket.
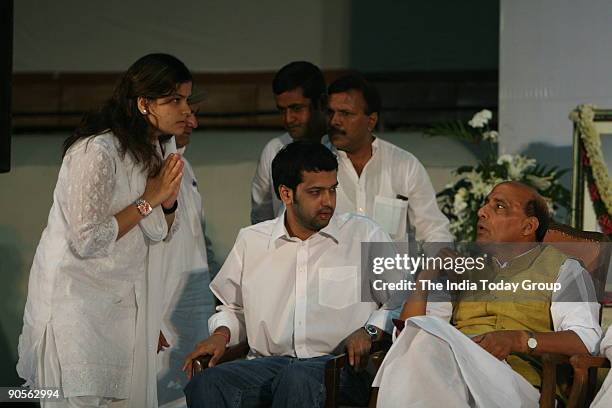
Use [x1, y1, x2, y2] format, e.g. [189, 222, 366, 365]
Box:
[318, 266, 359, 309]
[373, 195, 409, 239]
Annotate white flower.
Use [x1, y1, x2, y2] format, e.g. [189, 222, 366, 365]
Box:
[497, 154, 513, 165]
[497, 154, 536, 179]
[482, 130, 498, 142]
[453, 188, 469, 213]
[526, 174, 552, 190]
[468, 109, 493, 128]
[511, 156, 536, 179]
[544, 198, 555, 215]
[464, 171, 491, 198]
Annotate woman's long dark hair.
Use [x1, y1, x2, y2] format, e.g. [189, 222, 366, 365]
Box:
[63, 53, 192, 176]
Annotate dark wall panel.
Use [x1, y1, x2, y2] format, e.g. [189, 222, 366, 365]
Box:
[350, 0, 499, 72]
[1, 0, 13, 173]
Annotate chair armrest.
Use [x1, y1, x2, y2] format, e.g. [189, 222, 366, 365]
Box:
[538, 353, 610, 408]
[192, 341, 250, 375]
[323, 333, 392, 408]
[569, 354, 610, 370]
[538, 352, 570, 365]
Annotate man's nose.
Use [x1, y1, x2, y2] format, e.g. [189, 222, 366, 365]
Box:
[321, 190, 335, 207]
[477, 205, 487, 218]
[284, 110, 296, 125]
[330, 112, 341, 127]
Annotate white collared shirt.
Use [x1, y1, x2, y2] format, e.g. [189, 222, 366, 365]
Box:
[331, 137, 453, 244]
[250, 133, 293, 224]
[209, 212, 404, 358]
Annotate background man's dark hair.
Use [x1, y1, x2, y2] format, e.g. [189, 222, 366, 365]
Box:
[271, 141, 338, 199]
[272, 61, 327, 111]
[525, 198, 550, 242]
[328, 72, 382, 115]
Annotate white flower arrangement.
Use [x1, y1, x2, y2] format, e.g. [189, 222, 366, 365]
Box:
[467, 109, 493, 128]
[428, 111, 570, 242]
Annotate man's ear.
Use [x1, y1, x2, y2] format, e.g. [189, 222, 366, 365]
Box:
[278, 185, 294, 205]
[522, 216, 539, 238]
[367, 112, 378, 132]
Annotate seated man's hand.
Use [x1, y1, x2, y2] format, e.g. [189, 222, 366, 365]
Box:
[182, 328, 229, 379]
[472, 330, 527, 360]
[345, 327, 373, 371]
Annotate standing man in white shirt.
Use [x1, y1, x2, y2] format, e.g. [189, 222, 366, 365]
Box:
[156, 98, 218, 408]
[327, 73, 453, 248]
[251, 61, 328, 224]
[183, 142, 403, 408]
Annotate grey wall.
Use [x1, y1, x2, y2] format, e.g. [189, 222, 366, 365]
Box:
[500, 0, 612, 157]
[14, 0, 499, 74]
[14, 0, 352, 72]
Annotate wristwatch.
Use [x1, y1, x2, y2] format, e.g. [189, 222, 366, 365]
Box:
[135, 198, 153, 217]
[526, 331, 538, 353]
[364, 324, 380, 341]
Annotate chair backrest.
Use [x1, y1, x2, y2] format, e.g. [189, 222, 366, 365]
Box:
[543, 222, 610, 302]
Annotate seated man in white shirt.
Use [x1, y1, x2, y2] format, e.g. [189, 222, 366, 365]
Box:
[373, 181, 602, 407]
[251, 61, 328, 224]
[327, 73, 452, 247]
[183, 141, 403, 408]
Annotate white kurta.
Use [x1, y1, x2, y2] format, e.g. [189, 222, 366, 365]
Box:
[591, 326, 612, 407]
[17, 133, 172, 405]
[154, 149, 216, 408]
[332, 137, 452, 245]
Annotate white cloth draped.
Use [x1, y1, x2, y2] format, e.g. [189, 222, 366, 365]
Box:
[373, 316, 540, 408]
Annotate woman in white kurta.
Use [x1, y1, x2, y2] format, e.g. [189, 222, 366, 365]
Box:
[17, 53, 193, 407]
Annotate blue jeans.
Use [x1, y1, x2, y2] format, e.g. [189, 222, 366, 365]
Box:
[184, 355, 372, 408]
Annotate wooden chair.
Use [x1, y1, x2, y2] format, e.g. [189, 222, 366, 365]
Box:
[321, 334, 392, 408]
[192, 334, 392, 408]
[190, 223, 608, 407]
[538, 222, 611, 408]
